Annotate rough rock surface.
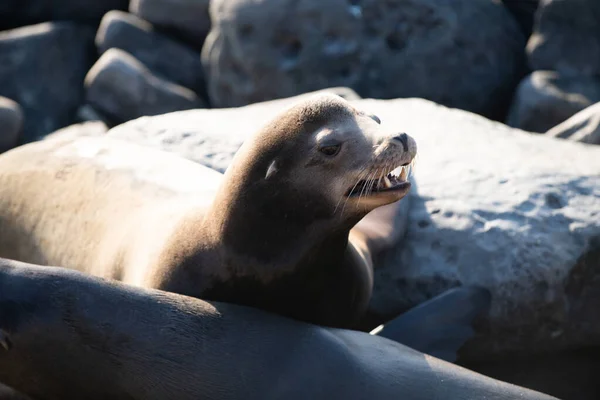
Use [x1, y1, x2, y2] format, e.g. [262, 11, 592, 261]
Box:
[107, 88, 361, 172]
[0, 0, 128, 31]
[202, 0, 526, 119]
[546, 102, 600, 145]
[85, 49, 204, 125]
[506, 71, 600, 133]
[527, 0, 600, 76]
[0, 97, 23, 153]
[107, 93, 600, 362]
[44, 121, 108, 143]
[97, 10, 205, 96]
[0, 22, 95, 143]
[129, 0, 211, 50]
[501, 0, 540, 38]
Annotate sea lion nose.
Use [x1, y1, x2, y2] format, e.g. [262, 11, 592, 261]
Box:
[392, 133, 409, 152]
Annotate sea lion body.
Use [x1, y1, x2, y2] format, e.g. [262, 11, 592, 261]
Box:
[0, 94, 416, 328]
[0, 259, 557, 400]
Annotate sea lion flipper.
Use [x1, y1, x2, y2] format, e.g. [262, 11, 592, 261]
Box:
[370, 286, 491, 363]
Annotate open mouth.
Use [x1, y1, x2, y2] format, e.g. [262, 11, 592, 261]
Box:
[346, 164, 411, 197]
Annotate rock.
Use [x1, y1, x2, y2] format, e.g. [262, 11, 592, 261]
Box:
[201, 0, 526, 119]
[0, 97, 23, 153]
[546, 102, 600, 145]
[501, 0, 540, 38]
[0, 384, 31, 400]
[75, 104, 109, 124]
[107, 88, 362, 173]
[361, 100, 600, 361]
[107, 93, 600, 363]
[96, 10, 206, 96]
[0, 0, 128, 31]
[0, 22, 95, 144]
[462, 347, 600, 400]
[44, 121, 108, 143]
[85, 48, 204, 125]
[527, 0, 600, 76]
[129, 0, 211, 50]
[506, 71, 600, 133]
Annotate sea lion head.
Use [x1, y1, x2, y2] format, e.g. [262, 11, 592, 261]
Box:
[210, 93, 418, 260]
[231, 93, 418, 220]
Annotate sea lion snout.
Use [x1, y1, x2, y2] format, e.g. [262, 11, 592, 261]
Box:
[392, 133, 409, 152]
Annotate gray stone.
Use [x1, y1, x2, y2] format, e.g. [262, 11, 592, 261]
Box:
[0, 384, 31, 400]
[527, 0, 600, 76]
[0, 0, 128, 31]
[44, 121, 108, 143]
[107, 88, 361, 173]
[84, 48, 204, 125]
[107, 93, 600, 362]
[75, 104, 109, 125]
[201, 0, 525, 119]
[546, 102, 600, 145]
[0, 22, 95, 143]
[0, 97, 23, 153]
[96, 10, 205, 96]
[501, 0, 540, 37]
[506, 71, 600, 133]
[129, 0, 211, 50]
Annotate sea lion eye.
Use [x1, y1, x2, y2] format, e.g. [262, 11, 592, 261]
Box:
[319, 144, 341, 157]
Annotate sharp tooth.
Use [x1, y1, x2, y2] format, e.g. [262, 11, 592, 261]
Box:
[399, 166, 408, 181]
[383, 176, 392, 188]
[391, 166, 403, 178]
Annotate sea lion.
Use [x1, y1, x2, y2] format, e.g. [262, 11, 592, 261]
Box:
[0, 258, 557, 400]
[0, 93, 416, 329]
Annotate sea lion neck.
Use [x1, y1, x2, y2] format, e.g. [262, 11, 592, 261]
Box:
[204, 128, 356, 265]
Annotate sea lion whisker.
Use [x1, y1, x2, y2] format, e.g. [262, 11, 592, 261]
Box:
[338, 167, 369, 215]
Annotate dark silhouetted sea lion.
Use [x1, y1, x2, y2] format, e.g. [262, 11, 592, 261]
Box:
[0, 258, 557, 400]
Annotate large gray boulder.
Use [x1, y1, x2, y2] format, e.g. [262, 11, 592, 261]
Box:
[107, 88, 361, 172]
[501, 0, 540, 37]
[527, 0, 600, 76]
[0, 0, 128, 31]
[0, 22, 96, 143]
[129, 0, 211, 50]
[96, 11, 205, 96]
[85, 49, 204, 125]
[202, 0, 526, 119]
[0, 96, 23, 153]
[506, 71, 600, 133]
[107, 92, 600, 362]
[546, 102, 600, 145]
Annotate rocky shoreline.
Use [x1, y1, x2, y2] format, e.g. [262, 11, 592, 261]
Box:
[0, 1, 599, 399]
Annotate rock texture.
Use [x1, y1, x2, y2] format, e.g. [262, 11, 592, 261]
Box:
[129, 0, 211, 50]
[546, 102, 600, 145]
[85, 49, 204, 125]
[528, 0, 600, 76]
[97, 11, 205, 96]
[107, 88, 361, 173]
[501, 0, 540, 38]
[0, 97, 23, 153]
[506, 71, 600, 133]
[202, 0, 526, 119]
[107, 93, 600, 362]
[0, 22, 95, 143]
[0, 0, 128, 31]
[44, 121, 108, 142]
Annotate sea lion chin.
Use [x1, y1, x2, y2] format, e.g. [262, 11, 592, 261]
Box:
[0, 93, 416, 329]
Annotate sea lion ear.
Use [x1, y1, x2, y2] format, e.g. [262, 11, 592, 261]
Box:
[265, 160, 278, 180]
